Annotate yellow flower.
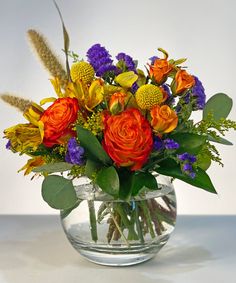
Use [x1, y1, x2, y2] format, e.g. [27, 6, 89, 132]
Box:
[114, 71, 138, 88]
[70, 61, 95, 84]
[66, 79, 104, 111]
[18, 156, 45, 175]
[23, 103, 44, 126]
[4, 123, 42, 152]
[135, 84, 163, 110]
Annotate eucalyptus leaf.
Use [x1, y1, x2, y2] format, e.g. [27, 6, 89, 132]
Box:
[33, 162, 73, 173]
[156, 160, 217, 194]
[60, 200, 82, 219]
[42, 175, 78, 209]
[203, 93, 233, 121]
[77, 126, 111, 165]
[96, 166, 119, 198]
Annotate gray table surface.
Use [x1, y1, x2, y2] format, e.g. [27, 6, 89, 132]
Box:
[0, 215, 235, 283]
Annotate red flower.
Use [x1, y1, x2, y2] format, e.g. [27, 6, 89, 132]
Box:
[40, 97, 79, 147]
[103, 108, 153, 170]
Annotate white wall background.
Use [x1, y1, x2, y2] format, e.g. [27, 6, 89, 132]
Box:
[0, 0, 235, 215]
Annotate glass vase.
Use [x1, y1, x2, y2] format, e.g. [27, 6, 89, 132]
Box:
[60, 174, 176, 266]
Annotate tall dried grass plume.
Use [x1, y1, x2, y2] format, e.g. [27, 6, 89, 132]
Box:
[1, 93, 33, 112]
[27, 29, 68, 88]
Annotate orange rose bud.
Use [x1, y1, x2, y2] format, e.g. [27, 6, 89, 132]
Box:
[174, 70, 195, 94]
[40, 97, 79, 147]
[109, 92, 127, 114]
[150, 105, 178, 134]
[149, 59, 173, 84]
[103, 108, 153, 171]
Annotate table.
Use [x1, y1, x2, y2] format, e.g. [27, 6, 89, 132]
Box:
[0, 215, 235, 283]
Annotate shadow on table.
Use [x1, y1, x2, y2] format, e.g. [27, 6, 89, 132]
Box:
[0, 227, 215, 283]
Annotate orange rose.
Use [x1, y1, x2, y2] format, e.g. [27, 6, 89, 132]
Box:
[103, 108, 153, 171]
[109, 92, 127, 114]
[150, 105, 178, 133]
[40, 97, 79, 147]
[149, 59, 173, 84]
[174, 70, 195, 94]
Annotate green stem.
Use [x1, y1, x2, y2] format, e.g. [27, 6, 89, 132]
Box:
[139, 200, 155, 238]
[114, 203, 139, 241]
[87, 200, 98, 242]
[135, 203, 145, 244]
[105, 203, 130, 247]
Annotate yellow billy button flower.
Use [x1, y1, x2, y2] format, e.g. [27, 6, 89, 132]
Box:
[135, 84, 163, 110]
[70, 61, 95, 84]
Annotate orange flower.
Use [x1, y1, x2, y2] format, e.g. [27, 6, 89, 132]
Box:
[149, 59, 173, 84]
[109, 92, 127, 114]
[103, 108, 153, 171]
[39, 97, 79, 147]
[150, 105, 178, 133]
[175, 70, 195, 94]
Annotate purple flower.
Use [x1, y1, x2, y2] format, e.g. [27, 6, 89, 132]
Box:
[116, 52, 137, 72]
[191, 76, 206, 110]
[65, 138, 85, 165]
[153, 136, 164, 151]
[149, 56, 159, 65]
[87, 44, 118, 77]
[177, 152, 196, 163]
[164, 139, 179, 150]
[6, 140, 11, 149]
[177, 152, 197, 179]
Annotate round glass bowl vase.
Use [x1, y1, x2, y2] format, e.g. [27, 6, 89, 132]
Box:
[60, 174, 176, 266]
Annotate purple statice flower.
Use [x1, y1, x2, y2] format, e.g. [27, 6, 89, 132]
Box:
[6, 140, 11, 149]
[191, 76, 206, 110]
[116, 52, 137, 72]
[87, 44, 118, 77]
[131, 82, 139, 94]
[153, 136, 164, 151]
[65, 137, 85, 165]
[177, 152, 197, 163]
[164, 139, 179, 150]
[177, 152, 197, 179]
[149, 56, 159, 65]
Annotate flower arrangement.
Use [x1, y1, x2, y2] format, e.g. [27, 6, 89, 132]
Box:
[1, 12, 236, 248]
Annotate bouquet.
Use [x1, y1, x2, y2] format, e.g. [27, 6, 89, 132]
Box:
[2, 15, 236, 247]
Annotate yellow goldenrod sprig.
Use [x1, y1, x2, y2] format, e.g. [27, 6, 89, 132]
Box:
[27, 29, 68, 88]
[0, 93, 33, 112]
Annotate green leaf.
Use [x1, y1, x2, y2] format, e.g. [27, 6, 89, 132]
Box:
[156, 160, 217, 194]
[42, 175, 78, 209]
[171, 133, 206, 154]
[76, 126, 111, 165]
[131, 172, 158, 196]
[96, 166, 119, 198]
[203, 93, 233, 121]
[60, 200, 82, 219]
[207, 135, 233, 146]
[118, 169, 133, 201]
[32, 162, 73, 173]
[85, 159, 102, 179]
[197, 155, 211, 171]
[53, 0, 71, 80]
